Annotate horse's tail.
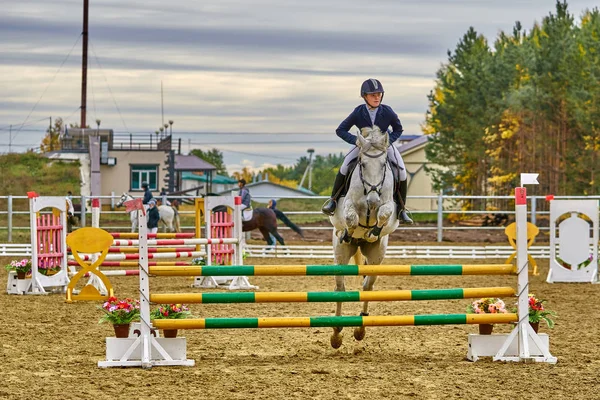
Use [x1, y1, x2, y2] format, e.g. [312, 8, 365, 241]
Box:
[273, 209, 304, 238]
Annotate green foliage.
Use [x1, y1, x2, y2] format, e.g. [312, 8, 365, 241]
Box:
[189, 148, 228, 175]
[0, 152, 80, 199]
[424, 1, 600, 200]
[261, 153, 345, 195]
[40, 118, 64, 153]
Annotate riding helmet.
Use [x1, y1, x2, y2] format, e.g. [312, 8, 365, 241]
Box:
[360, 79, 384, 97]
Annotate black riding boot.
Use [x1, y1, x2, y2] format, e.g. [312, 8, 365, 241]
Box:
[397, 179, 413, 224]
[321, 172, 346, 216]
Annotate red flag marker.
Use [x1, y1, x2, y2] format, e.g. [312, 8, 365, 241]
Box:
[124, 198, 145, 216]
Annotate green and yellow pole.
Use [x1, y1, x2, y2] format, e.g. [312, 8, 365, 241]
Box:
[153, 313, 518, 330]
[149, 264, 517, 277]
[150, 287, 515, 304]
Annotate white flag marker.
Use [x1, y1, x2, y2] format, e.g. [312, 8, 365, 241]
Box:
[520, 173, 539, 186]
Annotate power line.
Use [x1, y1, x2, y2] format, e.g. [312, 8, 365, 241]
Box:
[89, 40, 130, 133]
[11, 34, 82, 142]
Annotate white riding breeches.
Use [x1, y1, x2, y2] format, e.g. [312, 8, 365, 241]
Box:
[340, 145, 407, 181]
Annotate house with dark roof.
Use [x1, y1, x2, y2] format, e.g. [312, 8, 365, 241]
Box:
[395, 134, 439, 211]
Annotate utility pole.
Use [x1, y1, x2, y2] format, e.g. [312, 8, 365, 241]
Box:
[298, 148, 315, 190]
[8, 124, 11, 153]
[80, 0, 89, 128]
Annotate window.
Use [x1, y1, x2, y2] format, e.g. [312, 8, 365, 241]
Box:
[130, 165, 158, 191]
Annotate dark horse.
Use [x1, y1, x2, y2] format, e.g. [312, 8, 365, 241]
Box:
[213, 206, 303, 245]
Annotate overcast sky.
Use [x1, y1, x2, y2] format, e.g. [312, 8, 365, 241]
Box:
[1, 0, 597, 174]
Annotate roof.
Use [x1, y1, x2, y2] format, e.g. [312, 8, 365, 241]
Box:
[217, 180, 316, 196]
[175, 154, 217, 171]
[396, 134, 429, 154]
[181, 172, 237, 184]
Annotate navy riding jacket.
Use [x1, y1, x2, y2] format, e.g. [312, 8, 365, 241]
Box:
[239, 187, 251, 207]
[336, 104, 404, 145]
[142, 189, 153, 205]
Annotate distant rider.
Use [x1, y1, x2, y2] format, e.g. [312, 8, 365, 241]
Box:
[141, 182, 153, 207]
[238, 179, 251, 211]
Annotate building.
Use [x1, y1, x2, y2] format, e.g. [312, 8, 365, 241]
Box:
[219, 179, 316, 203]
[181, 172, 237, 194]
[52, 127, 216, 204]
[395, 135, 440, 211]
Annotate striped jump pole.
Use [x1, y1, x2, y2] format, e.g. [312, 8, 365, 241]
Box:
[112, 238, 239, 246]
[68, 260, 192, 267]
[106, 247, 197, 253]
[84, 270, 139, 277]
[149, 264, 516, 277]
[70, 251, 206, 262]
[110, 232, 196, 239]
[153, 313, 519, 330]
[151, 287, 516, 304]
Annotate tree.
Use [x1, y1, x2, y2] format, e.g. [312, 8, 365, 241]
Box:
[231, 167, 253, 183]
[189, 148, 228, 175]
[40, 118, 64, 153]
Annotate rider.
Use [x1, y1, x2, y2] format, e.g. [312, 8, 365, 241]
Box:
[141, 182, 153, 208]
[238, 179, 251, 211]
[321, 78, 413, 224]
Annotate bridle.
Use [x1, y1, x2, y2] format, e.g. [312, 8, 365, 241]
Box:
[357, 145, 388, 229]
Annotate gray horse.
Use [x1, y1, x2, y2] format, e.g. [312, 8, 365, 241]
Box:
[116, 193, 181, 233]
[328, 126, 399, 348]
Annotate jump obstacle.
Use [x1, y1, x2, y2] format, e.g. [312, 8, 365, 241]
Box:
[99, 181, 557, 368]
[7, 193, 70, 295]
[546, 199, 599, 283]
[62, 195, 255, 300]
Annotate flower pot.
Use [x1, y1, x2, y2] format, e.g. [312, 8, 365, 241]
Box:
[16, 271, 27, 280]
[530, 322, 539, 333]
[113, 323, 131, 338]
[478, 324, 493, 335]
[163, 329, 178, 338]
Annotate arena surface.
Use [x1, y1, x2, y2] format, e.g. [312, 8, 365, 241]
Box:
[1, 256, 598, 400]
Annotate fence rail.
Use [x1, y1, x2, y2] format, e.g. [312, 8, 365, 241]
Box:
[0, 194, 598, 243]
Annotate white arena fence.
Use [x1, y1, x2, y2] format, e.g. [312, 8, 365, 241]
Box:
[1, 193, 599, 243]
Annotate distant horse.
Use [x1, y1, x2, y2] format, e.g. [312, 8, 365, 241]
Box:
[116, 193, 181, 233]
[213, 206, 303, 245]
[328, 126, 398, 349]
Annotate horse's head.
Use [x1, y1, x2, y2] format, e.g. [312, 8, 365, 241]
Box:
[115, 192, 131, 208]
[357, 126, 389, 156]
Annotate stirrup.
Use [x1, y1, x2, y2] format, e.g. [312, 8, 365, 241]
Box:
[399, 209, 413, 225]
[321, 199, 337, 216]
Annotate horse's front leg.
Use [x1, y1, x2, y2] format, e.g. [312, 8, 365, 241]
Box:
[343, 202, 359, 238]
[367, 202, 394, 242]
[331, 275, 346, 349]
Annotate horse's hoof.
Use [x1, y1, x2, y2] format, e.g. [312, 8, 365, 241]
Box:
[330, 333, 343, 349]
[354, 327, 366, 341]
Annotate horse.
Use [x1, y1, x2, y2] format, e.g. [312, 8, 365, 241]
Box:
[213, 205, 303, 245]
[328, 126, 399, 349]
[116, 193, 181, 233]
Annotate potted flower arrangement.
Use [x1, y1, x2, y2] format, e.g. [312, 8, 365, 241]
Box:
[466, 297, 508, 334]
[5, 258, 32, 279]
[98, 297, 140, 338]
[191, 256, 205, 266]
[526, 294, 557, 332]
[150, 304, 191, 338]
